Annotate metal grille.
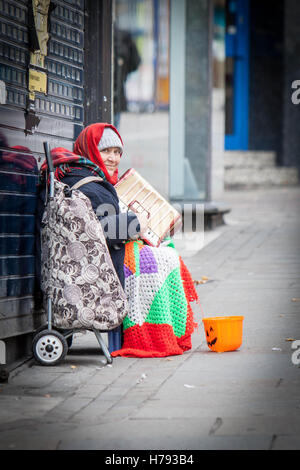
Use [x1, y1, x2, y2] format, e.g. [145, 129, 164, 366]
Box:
[0, 0, 85, 339]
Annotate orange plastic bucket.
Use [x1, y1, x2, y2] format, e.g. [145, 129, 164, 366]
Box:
[202, 316, 244, 352]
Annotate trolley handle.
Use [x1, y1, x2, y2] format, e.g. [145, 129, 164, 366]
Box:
[43, 141, 54, 174]
[43, 141, 55, 200]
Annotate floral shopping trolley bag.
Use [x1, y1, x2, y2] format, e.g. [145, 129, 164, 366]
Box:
[40, 176, 128, 331]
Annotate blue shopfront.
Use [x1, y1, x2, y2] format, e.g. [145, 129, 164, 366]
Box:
[225, 0, 249, 150]
[225, 0, 300, 170]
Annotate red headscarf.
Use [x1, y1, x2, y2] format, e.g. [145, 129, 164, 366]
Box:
[73, 123, 123, 185]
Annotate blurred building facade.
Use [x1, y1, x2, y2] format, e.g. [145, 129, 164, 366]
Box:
[116, 0, 299, 198]
[0, 0, 299, 369]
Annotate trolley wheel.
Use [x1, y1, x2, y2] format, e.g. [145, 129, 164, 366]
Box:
[32, 330, 68, 366]
[34, 324, 48, 335]
[56, 328, 73, 348]
[34, 325, 73, 349]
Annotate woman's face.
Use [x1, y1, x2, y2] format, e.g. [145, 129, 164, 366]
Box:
[100, 147, 121, 177]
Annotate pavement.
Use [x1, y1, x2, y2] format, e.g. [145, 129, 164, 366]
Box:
[0, 185, 300, 451]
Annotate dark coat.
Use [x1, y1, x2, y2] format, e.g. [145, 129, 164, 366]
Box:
[114, 28, 141, 115]
[36, 166, 140, 289]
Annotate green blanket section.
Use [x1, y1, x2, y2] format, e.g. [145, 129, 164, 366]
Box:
[123, 266, 188, 338]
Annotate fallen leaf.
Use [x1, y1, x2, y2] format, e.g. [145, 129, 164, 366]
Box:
[202, 276, 209, 281]
[44, 394, 51, 398]
[291, 298, 300, 302]
[165, 357, 173, 361]
[285, 338, 295, 342]
[70, 365, 77, 369]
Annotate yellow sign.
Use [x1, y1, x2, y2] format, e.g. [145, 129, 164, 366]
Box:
[29, 68, 47, 94]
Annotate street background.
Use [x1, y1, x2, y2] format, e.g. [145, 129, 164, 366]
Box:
[0, 184, 299, 450]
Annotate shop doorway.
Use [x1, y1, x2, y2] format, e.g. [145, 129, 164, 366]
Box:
[225, 0, 249, 150]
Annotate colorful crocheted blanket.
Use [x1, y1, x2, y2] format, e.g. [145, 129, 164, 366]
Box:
[111, 240, 198, 358]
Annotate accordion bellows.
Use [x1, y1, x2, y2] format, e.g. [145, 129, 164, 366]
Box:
[115, 168, 182, 247]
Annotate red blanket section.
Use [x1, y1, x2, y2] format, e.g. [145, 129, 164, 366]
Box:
[111, 257, 198, 358]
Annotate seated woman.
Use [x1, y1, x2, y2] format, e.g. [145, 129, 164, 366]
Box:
[39, 123, 198, 357]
